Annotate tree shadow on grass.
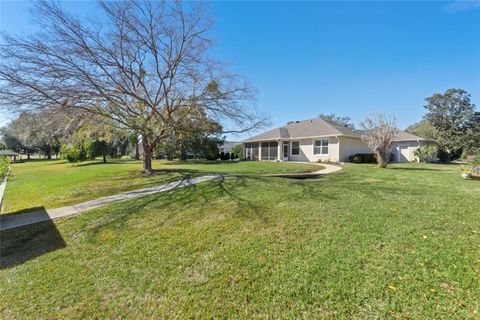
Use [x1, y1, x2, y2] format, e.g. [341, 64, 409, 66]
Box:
[0, 173, 332, 269]
[161, 160, 240, 166]
[1, 207, 66, 269]
[78, 174, 272, 236]
[74, 160, 144, 167]
[388, 167, 443, 171]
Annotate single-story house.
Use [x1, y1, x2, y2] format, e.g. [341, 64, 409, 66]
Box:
[242, 118, 436, 163]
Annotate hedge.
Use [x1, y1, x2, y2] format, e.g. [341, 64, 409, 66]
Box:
[348, 153, 377, 163]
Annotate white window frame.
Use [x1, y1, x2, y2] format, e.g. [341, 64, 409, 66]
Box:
[313, 138, 329, 156]
[291, 141, 300, 156]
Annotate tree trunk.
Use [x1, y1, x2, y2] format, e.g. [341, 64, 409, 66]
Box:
[376, 151, 388, 168]
[27, 150, 31, 160]
[143, 148, 153, 173]
[134, 142, 140, 160]
[102, 153, 107, 163]
[46, 145, 52, 160]
[142, 135, 154, 173]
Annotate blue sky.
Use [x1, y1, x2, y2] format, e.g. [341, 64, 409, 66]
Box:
[1, 1, 479, 139]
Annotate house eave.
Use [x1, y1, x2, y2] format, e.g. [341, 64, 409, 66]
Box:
[242, 134, 356, 143]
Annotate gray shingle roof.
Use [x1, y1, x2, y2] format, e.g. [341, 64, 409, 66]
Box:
[0, 150, 19, 156]
[242, 117, 432, 142]
[243, 118, 362, 142]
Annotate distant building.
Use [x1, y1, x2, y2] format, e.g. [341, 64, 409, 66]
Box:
[218, 141, 239, 154]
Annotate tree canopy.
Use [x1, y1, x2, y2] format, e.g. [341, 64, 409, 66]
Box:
[405, 120, 438, 140]
[0, 1, 264, 172]
[423, 88, 478, 158]
[319, 114, 355, 128]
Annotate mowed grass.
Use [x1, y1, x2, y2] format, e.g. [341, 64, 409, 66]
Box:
[1, 159, 320, 214]
[0, 163, 479, 318]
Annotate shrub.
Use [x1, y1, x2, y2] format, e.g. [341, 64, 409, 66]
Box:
[230, 152, 235, 161]
[225, 152, 230, 160]
[473, 154, 480, 166]
[0, 156, 10, 181]
[348, 153, 377, 163]
[414, 145, 437, 163]
[349, 155, 362, 163]
[60, 144, 88, 164]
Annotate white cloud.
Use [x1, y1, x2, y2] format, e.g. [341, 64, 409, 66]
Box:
[443, 0, 480, 13]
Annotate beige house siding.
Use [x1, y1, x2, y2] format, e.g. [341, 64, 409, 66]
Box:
[391, 141, 437, 162]
[242, 136, 437, 163]
[338, 136, 372, 162]
[288, 137, 339, 162]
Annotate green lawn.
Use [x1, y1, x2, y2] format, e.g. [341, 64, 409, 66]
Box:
[1, 163, 479, 319]
[1, 159, 320, 214]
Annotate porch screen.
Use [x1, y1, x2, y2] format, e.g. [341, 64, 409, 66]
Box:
[245, 143, 259, 160]
[261, 141, 278, 160]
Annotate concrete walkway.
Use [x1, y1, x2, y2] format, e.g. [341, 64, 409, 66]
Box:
[0, 174, 221, 231]
[0, 163, 342, 231]
[263, 163, 342, 177]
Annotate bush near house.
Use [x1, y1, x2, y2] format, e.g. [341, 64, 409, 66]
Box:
[0, 156, 10, 180]
[348, 153, 377, 163]
[473, 154, 480, 165]
[414, 145, 437, 163]
[218, 152, 232, 161]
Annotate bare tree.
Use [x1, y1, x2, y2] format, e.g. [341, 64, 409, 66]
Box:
[361, 112, 399, 168]
[0, 0, 264, 172]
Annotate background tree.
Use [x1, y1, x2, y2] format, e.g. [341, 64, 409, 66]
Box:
[0, 1, 264, 173]
[0, 107, 84, 159]
[405, 120, 438, 140]
[361, 112, 399, 168]
[0, 127, 28, 156]
[231, 144, 243, 159]
[423, 89, 477, 160]
[465, 111, 480, 155]
[155, 108, 223, 160]
[319, 114, 355, 128]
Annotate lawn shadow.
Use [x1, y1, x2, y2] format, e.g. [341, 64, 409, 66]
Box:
[80, 174, 272, 236]
[388, 167, 443, 171]
[2, 206, 49, 216]
[74, 160, 137, 167]
[1, 207, 66, 269]
[161, 160, 240, 166]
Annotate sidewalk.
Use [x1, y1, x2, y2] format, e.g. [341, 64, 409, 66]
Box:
[0, 174, 221, 231]
[0, 163, 342, 231]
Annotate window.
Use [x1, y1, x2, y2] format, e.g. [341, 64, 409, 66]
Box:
[313, 139, 329, 155]
[291, 141, 300, 155]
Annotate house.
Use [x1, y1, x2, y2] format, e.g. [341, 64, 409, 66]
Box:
[218, 141, 239, 154]
[241, 118, 436, 163]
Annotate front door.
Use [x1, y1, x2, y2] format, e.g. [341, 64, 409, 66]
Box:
[283, 143, 289, 160]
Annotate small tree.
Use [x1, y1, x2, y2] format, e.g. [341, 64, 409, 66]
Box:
[231, 144, 243, 159]
[361, 112, 399, 168]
